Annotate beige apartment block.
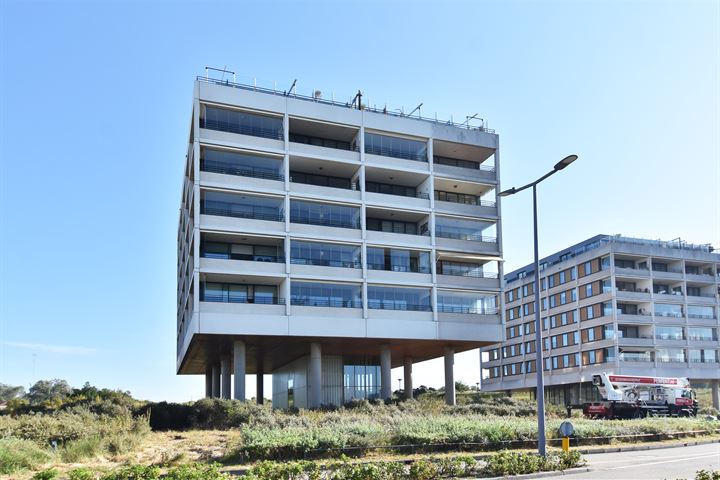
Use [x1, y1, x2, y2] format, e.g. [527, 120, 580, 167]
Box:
[481, 235, 720, 409]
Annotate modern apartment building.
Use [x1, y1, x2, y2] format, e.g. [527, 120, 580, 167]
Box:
[481, 234, 720, 409]
[177, 74, 504, 408]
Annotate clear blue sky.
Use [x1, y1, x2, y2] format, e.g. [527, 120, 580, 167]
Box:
[1, 0, 718, 401]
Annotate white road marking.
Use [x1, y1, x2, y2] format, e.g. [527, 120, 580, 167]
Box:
[600, 453, 720, 470]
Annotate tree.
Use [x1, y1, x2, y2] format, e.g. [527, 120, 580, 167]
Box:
[455, 381, 471, 392]
[27, 379, 73, 405]
[0, 383, 25, 403]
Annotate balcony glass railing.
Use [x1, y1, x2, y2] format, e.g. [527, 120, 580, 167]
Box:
[435, 191, 496, 207]
[435, 230, 497, 242]
[201, 160, 284, 181]
[437, 305, 499, 314]
[291, 297, 362, 308]
[289, 133, 357, 151]
[364, 133, 427, 162]
[202, 201, 284, 222]
[201, 106, 283, 140]
[433, 156, 496, 172]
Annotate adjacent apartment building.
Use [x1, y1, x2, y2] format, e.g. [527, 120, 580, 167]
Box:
[481, 234, 720, 409]
[177, 75, 504, 408]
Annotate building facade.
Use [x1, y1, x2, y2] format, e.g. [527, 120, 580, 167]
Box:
[177, 76, 504, 408]
[481, 235, 720, 409]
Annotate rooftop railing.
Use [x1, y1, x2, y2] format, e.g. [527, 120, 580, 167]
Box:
[197, 76, 496, 133]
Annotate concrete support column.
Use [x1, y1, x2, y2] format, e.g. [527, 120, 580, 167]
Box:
[211, 364, 220, 398]
[712, 380, 720, 410]
[380, 344, 392, 400]
[403, 356, 413, 400]
[220, 356, 231, 399]
[309, 342, 322, 409]
[444, 347, 456, 406]
[204, 369, 212, 398]
[233, 340, 246, 401]
[256, 349, 264, 405]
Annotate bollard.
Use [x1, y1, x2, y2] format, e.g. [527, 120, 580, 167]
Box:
[562, 436, 570, 452]
[558, 421, 574, 453]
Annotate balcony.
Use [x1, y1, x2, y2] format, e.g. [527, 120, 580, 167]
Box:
[686, 293, 717, 305]
[200, 117, 283, 141]
[614, 266, 650, 278]
[651, 268, 685, 281]
[200, 158, 284, 183]
[432, 139, 496, 183]
[291, 298, 362, 308]
[616, 289, 651, 301]
[365, 132, 427, 162]
[617, 336, 654, 347]
[364, 166, 431, 210]
[202, 203, 284, 222]
[366, 209, 431, 247]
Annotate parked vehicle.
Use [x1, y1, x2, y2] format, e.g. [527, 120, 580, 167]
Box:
[582, 372, 697, 419]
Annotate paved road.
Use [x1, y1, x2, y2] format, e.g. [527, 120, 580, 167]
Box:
[543, 443, 720, 480]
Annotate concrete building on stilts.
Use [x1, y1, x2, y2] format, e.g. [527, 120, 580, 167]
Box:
[176, 71, 504, 407]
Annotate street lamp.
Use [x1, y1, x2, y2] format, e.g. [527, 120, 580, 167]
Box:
[499, 154, 578, 456]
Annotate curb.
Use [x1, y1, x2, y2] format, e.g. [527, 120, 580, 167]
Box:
[578, 437, 720, 455]
[481, 466, 591, 480]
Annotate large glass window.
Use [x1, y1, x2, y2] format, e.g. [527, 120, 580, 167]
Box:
[367, 286, 432, 311]
[290, 171, 352, 189]
[366, 181, 423, 198]
[201, 148, 283, 180]
[437, 260, 497, 278]
[435, 217, 496, 242]
[364, 132, 427, 162]
[365, 217, 423, 235]
[201, 106, 283, 140]
[290, 200, 360, 229]
[435, 190, 494, 207]
[654, 303, 683, 317]
[201, 240, 284, 263]
[366, 247, 430, 273]
[200, 282, 280, 304]
[688, 327, 716, 341]
[291, 281, 362, 308]
[687, 305, 714, 319]
[656, 348, 686, 363]
[343, 363, 381, 401]
[201, 191, 284, 221]
[688, 349, 718, 363]
[437, 291, 497, 314]
[655, 326, 684, 340]
[290, 241, 361, 268]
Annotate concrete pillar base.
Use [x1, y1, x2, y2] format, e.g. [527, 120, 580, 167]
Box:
[380, 344, 392, 401]
[211, 364, 220, 398]
[309, 342, 322, 409]
[221, 356, 231, 400]
[403, 356, 413, 400]
[444, 347, 456, 406]
[205, 369, 212, 398]
[711, 380, 719, 410]
[233, 340, 246, 401]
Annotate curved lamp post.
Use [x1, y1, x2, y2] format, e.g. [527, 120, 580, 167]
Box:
[499, 154, 578, 456]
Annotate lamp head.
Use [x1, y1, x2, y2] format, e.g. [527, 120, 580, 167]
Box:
[553, 154, 578, 171]
[498, 187, 517, 197]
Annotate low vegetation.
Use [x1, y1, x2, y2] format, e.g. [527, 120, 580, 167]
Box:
[0, 380, 717, 478]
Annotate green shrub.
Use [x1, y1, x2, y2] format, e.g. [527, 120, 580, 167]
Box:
[68, 467, 98, 480]
[696, 470, 720, 480]
[61, 436, 103, 462]
[32, 469, 58, 480]
[100, 464, 160, 480]
[0, 437, 53, 474]
[164, 463, 231, 480]
[483, 450, 585, 476]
